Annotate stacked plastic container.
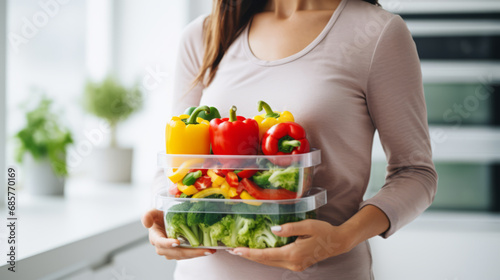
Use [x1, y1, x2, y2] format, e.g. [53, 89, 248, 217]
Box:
[155, 150, 325, 248]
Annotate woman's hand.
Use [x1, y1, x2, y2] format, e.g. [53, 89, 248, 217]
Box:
[228, 205, 390, 272]
[227, 219, 355, 272]
[142, 209, 216, 260]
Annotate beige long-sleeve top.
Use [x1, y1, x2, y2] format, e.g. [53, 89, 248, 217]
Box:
[169, 0, 438, 279]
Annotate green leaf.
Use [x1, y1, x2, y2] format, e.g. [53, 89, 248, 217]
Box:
[14, 97, 73, 177]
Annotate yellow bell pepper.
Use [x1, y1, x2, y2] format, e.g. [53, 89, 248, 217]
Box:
[228, 187, 238, 198]
[240, 190, 262, 206]
[220, 181, 230, 193]
[254, 101, 294, 140]
[177, 182, 199, 196]
[207, 169, 225, 187]
[167, 158, 203, 183]
[192, 187, 229, 199]
[166, 106, 211, 155]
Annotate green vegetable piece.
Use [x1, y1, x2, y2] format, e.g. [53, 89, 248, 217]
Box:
[165, 202, 201, 247]
[252, 171, 273, 188]
[268, 167, 300, 192]
[182, 170, 202, 186]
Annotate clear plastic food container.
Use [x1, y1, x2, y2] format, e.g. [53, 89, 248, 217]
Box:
[154, 187, 327, 248]
[157, 150, 321, 200]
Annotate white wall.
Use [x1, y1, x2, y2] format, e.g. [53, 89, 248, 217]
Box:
[111, 0, 211, 183]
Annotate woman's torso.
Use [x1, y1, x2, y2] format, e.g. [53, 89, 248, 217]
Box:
[175, 0, 396, 278]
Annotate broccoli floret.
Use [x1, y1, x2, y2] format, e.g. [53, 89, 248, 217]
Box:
[186, 202, 225, 247]
[200, 221, 226, 247]
[252, 166, 300, 192]
[248, 216, 282, 248]
[220, 214, 256, 248]
[165, 203, 201, 247]
[268, 167, 299, 192]
[252, 171, 273, 188]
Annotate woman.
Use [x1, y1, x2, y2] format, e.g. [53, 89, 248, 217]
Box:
[143, 0, 438, 279]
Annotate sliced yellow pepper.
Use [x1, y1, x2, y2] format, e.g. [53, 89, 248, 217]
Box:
[166, 106, 211, 155]
[167, 158, 204, 183]
[207, 169, 225, 187]
[220, 181, 230, 193]
[192, 187, 229, 199]
[228, 187, 238, 198]
[254, 101, 294, 140]
[177, 182, 199, 196]
[240, 190, 262, 206]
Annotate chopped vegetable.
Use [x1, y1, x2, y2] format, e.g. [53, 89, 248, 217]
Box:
[241, 178, 297, 200]
[177, 183, 199, 196]
[225, 171, 239, 188]
[235, 169, 258, 179]
[268, 166, 300, 192]
[182, 170, 202, 186]
[194, 175, 212, 190]
[192, 187, 229, 199]
[165, 202, 200, 247]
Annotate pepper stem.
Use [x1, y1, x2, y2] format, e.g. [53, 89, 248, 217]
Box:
[279, 138, 301, 153]
[258, 101, 280, 119]
[186, 105, 210, 124]
[229, 106, 237, 122]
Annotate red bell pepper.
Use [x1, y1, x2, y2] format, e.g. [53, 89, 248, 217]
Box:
[210, 106, 259, 155]
[169, 184, 182, 196]
[194, 175, 212, 190]
[261, 122, 310, 166]
[189, 169, 208, 176]
[225, 171, 239, 188]
[235, 169, 258, 179]
[240, 178, 297, 200]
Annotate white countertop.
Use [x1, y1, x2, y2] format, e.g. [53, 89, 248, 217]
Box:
[0, 178, 153, 261]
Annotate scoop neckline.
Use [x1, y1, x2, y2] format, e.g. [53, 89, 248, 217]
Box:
[242, 0, 348, 67]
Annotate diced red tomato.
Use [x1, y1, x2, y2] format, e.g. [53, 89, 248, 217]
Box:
[189, 169, 208, 176]
[235, 169, 258, 179]
[226, 172, 239, 188]
[194, 176, 212, 190]
[169, 184, 182, 196]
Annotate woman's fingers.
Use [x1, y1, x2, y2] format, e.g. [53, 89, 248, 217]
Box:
[156, 247, 216, 260]
[232, 246, 283, 261]
[149, 222, 169, 246]
[142, 209, 164, 228]
[271, 219, 316, 237]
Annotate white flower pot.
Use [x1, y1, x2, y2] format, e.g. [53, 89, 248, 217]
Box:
[91, 147, 133, 183]
[24, 155, 65, 196]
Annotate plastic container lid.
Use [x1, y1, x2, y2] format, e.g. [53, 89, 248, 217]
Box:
[157, 149, 321, 169]
[155, 187, 327, 214]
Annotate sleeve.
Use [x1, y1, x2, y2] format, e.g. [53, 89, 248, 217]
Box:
[359, 15, 438, 238]
[170, 15, 207, 115]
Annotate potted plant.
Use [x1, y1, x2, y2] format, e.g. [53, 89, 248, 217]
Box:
[15, 97, 73, 196]
[84, 76, 142, 182]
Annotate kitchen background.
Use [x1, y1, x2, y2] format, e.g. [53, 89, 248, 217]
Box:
[0, 0, 499, 279]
